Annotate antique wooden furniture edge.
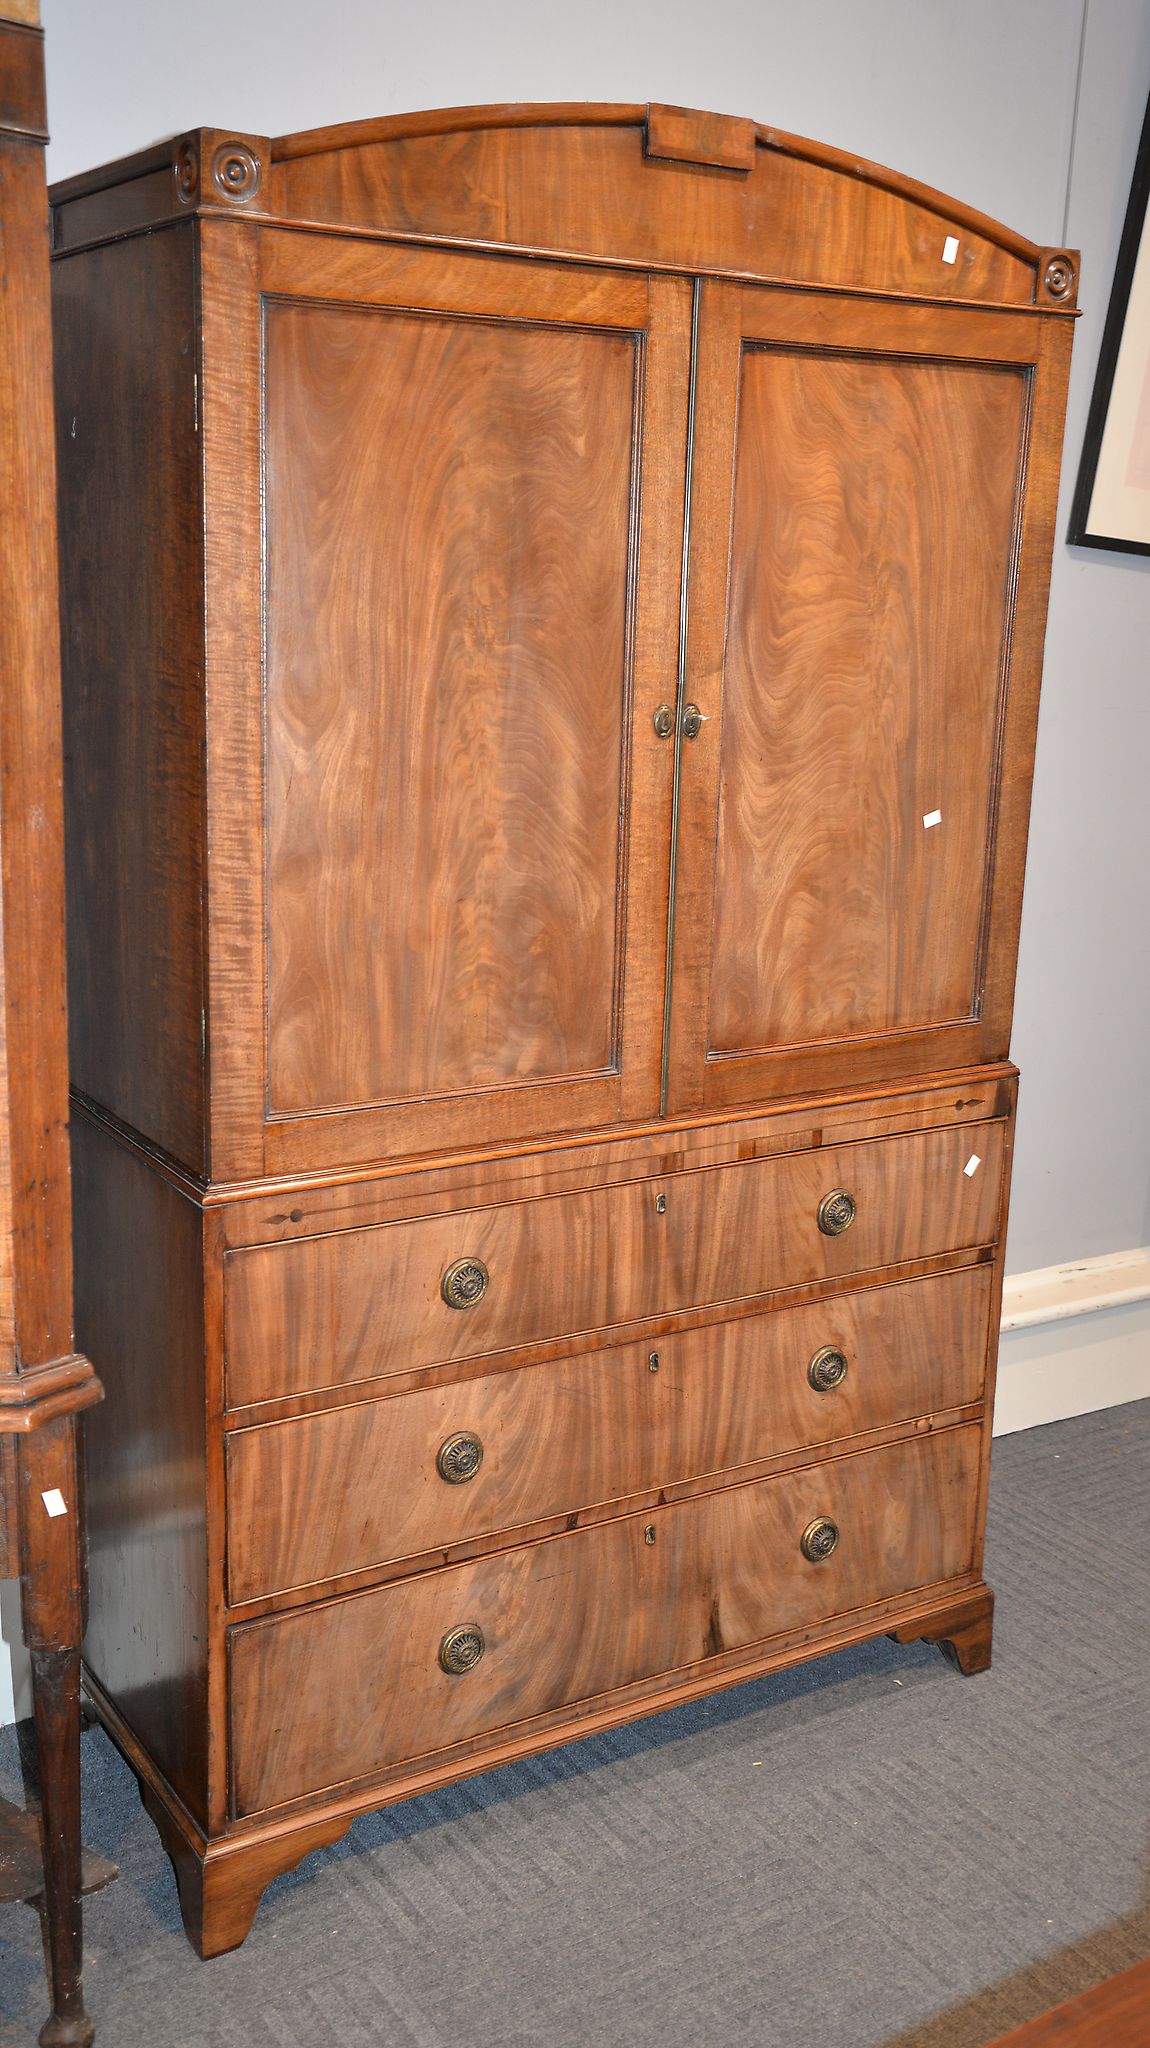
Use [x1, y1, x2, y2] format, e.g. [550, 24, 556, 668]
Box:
[44, 101, 1050, 264]
[53, 96, 1067, 1970]
[45, 102, 1080, 314]
[0, 4, 107, 2038]
[0, 14, 47, 141]
[84, 1576, 995, 1956]
[0, 1356, 101, 1432]
[69, 1060, 1019, 1208]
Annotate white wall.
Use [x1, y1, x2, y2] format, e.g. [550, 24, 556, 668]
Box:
[4, 0, 1147, 1720]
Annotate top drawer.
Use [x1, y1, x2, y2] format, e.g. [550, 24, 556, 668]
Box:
[226, 1119, 1004, 1406]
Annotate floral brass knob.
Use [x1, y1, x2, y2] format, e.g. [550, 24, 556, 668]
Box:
[817, 1189, 856, 1237]
[439, 1623, 485, 1675]
[437, 1431, 484, 1484]
[441, 1257, 489, 1310]
[801, 1517, 840, 1563]
[807, 1346, 848, 1393]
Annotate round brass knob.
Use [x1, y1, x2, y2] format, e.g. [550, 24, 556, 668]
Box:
[807, 1345, 848, 1393]
[801, 1517, 840, 1563]
[439, 1623, 485, 1675]
[436, 1431, 484, 1484]
[817, 1189, 856, 1237]
[441, 1257, 489, 1310]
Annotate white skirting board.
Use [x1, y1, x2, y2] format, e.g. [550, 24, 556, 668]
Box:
[2, 1247, 1148, 1723]
[992, 1245, 1150, 1434]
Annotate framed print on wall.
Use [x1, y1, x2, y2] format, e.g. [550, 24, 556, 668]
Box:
[1069, 82, 1150, 554]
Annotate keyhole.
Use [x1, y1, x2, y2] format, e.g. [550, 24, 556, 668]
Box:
[648, 1352, 660, 1373]
[644, 1525, 657, 1546]
[655, 1193, 666, 1214]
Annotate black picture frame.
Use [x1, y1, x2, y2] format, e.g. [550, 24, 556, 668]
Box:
[1068, 82, 1150, 554]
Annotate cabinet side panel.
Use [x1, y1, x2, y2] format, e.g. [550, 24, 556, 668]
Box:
[53, 225, 206, 1174]
[71, 1111, 209, 1823]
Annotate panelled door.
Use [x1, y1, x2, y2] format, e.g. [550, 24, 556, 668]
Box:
[663, 280, 1068, 1116]
[200, 226, 691, 1177]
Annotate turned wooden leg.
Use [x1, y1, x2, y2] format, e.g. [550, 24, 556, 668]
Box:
[889, 1585, 995, 1676]
[28, 1646, 92, 2048]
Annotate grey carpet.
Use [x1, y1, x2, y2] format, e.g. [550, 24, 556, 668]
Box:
[2, 1399, 1148, 2048]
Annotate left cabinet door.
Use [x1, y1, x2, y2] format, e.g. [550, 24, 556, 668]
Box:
[200, 229, 690, 1177]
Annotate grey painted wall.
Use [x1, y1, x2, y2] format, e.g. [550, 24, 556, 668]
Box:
[36, 0, 1150, 1277]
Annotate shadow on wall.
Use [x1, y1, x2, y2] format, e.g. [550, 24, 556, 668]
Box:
[0, 1581, 31, 1723]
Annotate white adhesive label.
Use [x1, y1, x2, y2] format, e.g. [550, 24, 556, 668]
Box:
[943, 235, 959, 265]
[923, 809, 942, 829]
[41, 1489, 68, 1518]
[963, 1155, 982, 1178]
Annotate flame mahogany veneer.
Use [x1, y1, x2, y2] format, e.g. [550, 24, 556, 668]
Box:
[50, 102, 1076, 1957]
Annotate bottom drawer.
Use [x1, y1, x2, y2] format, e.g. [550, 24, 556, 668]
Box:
[230, 1424, 981, 1816]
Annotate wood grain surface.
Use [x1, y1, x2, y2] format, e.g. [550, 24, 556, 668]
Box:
[663, 282, 1072, 1117]
[53, 226, 207, 1175]
[46, 99, 1075, 1959]
[265, 301, 636, 1112]
[229, 1422, 981, 1814]
[988, 1960, 1150, 2046]
[268, 118, 1040, 307]
[48, 107, 1063, 316]
[71, 1113, 210, 1824]
[0, 15, 104, 2034]
[194, 228, 686, 1177]
[225, 1264, 991, 1600]
[709, 347, 1026, 1052]
[224, 1118, 1004, 1405]
[0, 16, 45, 137]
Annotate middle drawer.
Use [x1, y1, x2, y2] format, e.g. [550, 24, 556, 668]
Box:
[225, 1263, 991, 1603]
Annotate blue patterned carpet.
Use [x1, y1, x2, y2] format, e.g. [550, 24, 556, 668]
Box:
[2, 1399, 1148, 2048]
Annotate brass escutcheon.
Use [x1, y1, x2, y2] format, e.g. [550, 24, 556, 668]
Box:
[653, 703, 675, 738]
[681, 702, 704, 739]
[801, 1516, 840, 1563]
[817, 1189, 857, 1237]
[644, 1524, 657, 1545]
[807, 1345, 848, 1393]
[436, 1431, 484, 1484]
[439, 1623, 485, 1675]
[441, 1257, 489, 1310]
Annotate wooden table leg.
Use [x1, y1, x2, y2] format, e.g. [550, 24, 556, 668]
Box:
[15, 1415, 100, 2048]
[28, 1645, 91, 2048]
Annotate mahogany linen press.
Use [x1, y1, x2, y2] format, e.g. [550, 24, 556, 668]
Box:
[48, 103, 1077, 1955]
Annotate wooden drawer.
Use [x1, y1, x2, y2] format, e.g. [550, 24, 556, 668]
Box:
[229, 1423, 982, 1815]
[225, 1120, 1004, 1405]
[226, 1264, 992, 1601]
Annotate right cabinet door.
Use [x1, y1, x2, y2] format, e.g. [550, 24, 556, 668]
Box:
[665, 281, 1072, 1115]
